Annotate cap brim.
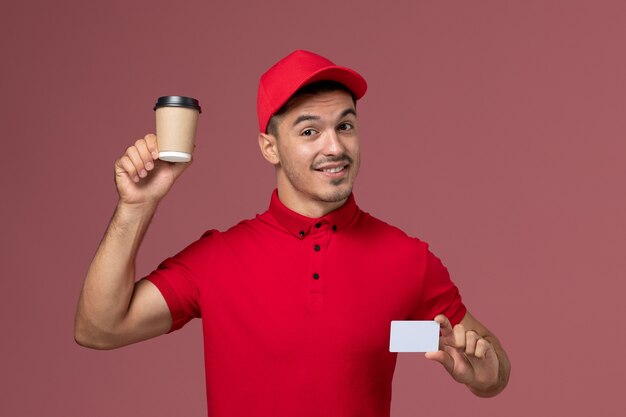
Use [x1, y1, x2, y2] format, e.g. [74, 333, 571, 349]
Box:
[297, 65, 367, 101]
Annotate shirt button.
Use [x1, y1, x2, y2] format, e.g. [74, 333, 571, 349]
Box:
[332, 225, 337, 232]
[314, 244, 321, 252]
[315, 222, 322, 228]
[299, 231, 305, 238]
[313, 273, 319, 280]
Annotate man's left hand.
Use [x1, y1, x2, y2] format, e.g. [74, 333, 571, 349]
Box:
[425, 314, 501, 395]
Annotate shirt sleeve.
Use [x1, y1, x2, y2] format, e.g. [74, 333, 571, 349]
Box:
[410, 242, 467, 326]
[142, 229, 217, 333]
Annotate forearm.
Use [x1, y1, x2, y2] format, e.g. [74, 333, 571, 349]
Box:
[75, 201, 158, 346]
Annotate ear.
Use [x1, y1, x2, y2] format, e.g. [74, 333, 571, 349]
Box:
[258, 132, 280, 165]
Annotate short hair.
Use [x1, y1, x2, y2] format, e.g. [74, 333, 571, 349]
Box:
[266, 80, 357, 138]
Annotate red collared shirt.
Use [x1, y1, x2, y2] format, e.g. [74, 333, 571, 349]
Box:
[145, 189, 466, 417]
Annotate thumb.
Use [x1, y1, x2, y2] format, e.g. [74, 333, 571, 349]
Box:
[425, 350, 455, 375]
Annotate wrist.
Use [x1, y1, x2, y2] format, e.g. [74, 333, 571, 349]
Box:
[116, 199, 159, 215]
[113, 200, 158, 230]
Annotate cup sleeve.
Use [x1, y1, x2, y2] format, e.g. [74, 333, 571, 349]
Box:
[409, 243, 467, 326]
[142, 230, 217, 332]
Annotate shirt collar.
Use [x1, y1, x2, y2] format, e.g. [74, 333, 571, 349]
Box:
[267, 188, 359, 238]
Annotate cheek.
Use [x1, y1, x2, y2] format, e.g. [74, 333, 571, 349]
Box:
[289, 145, 316, 166]
[347, 141, 360, 160]
[278, 144, 314, 169]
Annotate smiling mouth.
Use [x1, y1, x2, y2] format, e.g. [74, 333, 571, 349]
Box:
[316, 165, 348, 174]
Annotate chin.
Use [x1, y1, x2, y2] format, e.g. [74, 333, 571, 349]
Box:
[316, 185, 353, 203]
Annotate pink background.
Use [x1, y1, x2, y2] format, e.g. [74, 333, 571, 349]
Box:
[2, 1, 625, 415]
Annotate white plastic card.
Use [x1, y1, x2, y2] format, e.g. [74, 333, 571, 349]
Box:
[389, 320, 440, 352]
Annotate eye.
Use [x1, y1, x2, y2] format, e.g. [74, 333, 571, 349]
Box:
[301, 128, 317, 137]
[338, 122, 353, 131]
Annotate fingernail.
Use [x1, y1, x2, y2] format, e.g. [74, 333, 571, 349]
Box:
[152, 152, 158, 159]
[145, 161, 154, 170]
[140, 169, 147, 177]
[133, 175, 140, 182]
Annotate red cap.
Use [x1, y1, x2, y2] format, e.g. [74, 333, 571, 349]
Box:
[257, 50, 367, 133]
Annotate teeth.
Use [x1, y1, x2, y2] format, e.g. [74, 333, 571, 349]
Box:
[323, 166, 344, 173]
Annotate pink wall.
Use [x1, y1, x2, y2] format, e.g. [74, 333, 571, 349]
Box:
[2, 1, 625, 415]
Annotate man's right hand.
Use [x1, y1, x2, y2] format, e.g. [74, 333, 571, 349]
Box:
[114, 133, 192, 206]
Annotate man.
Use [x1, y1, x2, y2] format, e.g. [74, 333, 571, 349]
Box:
[75, 50, 510, 416]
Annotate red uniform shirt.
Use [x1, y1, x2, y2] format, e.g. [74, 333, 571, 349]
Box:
[145, 189, 466, 417]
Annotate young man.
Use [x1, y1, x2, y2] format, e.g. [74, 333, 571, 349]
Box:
[75, 50, 510, 416]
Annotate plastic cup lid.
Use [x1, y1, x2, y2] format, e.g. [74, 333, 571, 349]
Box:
[158, 151, 191, 163]
[154, 96, 202, 113]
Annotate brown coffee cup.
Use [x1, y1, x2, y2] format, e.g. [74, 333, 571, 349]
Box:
[153, 96, 202, 162]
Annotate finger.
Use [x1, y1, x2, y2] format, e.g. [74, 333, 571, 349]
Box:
[465, 330, 480, 356]
[434, 314, 452, 336]
[126, 145, 148, 178]
[452, 323, 466, 349]
[474, 338, 492, 359]
[117, 155, 140, 183]
[135, 139, 154, 171]
[144, 133, 159, 159]
[425, 350, 455, 375]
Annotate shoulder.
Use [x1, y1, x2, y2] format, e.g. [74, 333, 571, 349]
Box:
[215, 214, 272, 245]
[168, 216, 260, 263]
[168, 227, 224, 260]
[353, 210, 430, 255]
[196, 207, 270, 240]
[182, 204, 281, 250]
[356, 210, 423, 242]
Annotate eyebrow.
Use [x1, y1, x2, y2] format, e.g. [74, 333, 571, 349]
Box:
[340, 108, 357, 119]
[292, 108, 357, 128]
[292, 114, 320, 127]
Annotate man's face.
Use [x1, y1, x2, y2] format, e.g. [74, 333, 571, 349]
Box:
[271, 89, 360, 212]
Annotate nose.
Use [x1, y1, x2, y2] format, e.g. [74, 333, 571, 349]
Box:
[321, 129, 345, 156]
